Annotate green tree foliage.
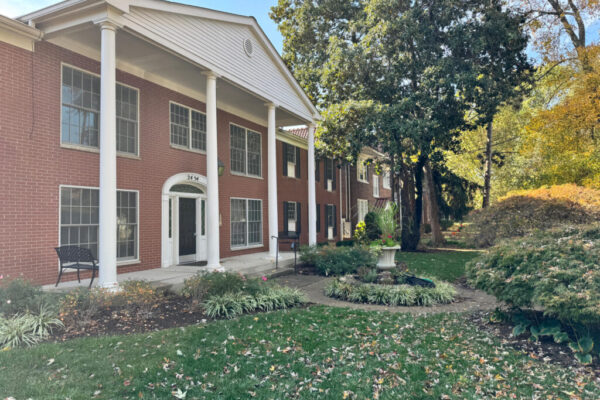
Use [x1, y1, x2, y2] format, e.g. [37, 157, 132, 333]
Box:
[272, 0, 531, 249]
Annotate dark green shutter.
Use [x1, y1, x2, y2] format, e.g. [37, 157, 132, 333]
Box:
[316, 203, 320, 232]
[332, 160, 336, 190]
[295, 147, 301, 178]
[283, 201, 288, 236]
[315, 160, 320, 181]
[333, 205, 337, 237]
[282, 142, 288, 177]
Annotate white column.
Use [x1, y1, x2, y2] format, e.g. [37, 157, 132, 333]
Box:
[205, 72, 221, 269]
[97, 21, 118, 289]
[267, 103, 278, 258]
[307, 123, 317, 245]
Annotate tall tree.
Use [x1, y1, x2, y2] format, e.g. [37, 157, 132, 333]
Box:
[272, 0, 531, 249]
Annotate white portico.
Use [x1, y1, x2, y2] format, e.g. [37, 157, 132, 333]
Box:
[20, 0, 319, 288]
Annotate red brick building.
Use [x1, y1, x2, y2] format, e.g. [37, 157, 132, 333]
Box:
[0, 1, 390, 286]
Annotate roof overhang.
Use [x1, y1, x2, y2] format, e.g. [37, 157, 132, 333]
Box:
[0, 14, 43, 51]
[19, 0, 319, 125]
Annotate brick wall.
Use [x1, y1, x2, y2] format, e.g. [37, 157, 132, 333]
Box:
[0, 40, 278, 284]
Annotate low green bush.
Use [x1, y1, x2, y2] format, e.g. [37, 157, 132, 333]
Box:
[336, 240, 355, 247]
[0, 278, 62, 316]
[299, 245, 377, 276]
[325, 278, 456, 306]
[182, 272, 269, 305]
[467, 224, 600, 326]
[203, 286, 307, 319]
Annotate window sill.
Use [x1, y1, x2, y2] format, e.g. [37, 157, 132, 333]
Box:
[230, 171, 263, 180]
[230, 243, 264, 251]
[117, 259, 141, 267]
[383, 186, 391, 190]
[357, 179, 369, 184]
[170, 144, 206, 155]
[60, 143, 140, 159]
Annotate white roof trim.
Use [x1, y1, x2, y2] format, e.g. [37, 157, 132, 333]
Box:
[19, 0, 319, 122]
[0, 15, 43, 40]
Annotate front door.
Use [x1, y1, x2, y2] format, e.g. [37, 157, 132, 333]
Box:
[179, 198, 196, 259]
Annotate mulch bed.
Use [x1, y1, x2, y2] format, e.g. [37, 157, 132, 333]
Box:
[469, 310, 600, 376]
[52, 294, 207, 342]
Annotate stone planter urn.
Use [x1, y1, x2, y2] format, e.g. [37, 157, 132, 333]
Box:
[377, 246, 401, 270]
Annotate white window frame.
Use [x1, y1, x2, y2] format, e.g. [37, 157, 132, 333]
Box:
[286, 144, 297, 178]
[286, 201, 298, 233]
[326, 204, 335, 240]
[169, 101, 207, 153]
[58, 185, 140, 266]
[357, 158, 368, 183]
[230, 197, 263, 250]
[373, 175, 380, 198]
[357, 199, 369, 223]
[325, 158, 334, 192]
[383, 170, 391, 190]
[230, 123, 263, 178]
[60, 63, 140, 158]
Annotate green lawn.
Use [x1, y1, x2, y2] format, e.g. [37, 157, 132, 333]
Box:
[1, 306, 597, 399]
[396, 250, 481, 281]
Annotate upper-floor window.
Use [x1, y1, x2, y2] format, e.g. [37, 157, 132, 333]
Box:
[61, 65, 138, 155]
[282, 142, 301, 178]
[373, 175, 380, 198]
[230, 124, 262, 177]
[383, 170, 391, 189]
[324, 158, 335, 192]
[357, 159, 368, 183]
[169, 102, 206, 152]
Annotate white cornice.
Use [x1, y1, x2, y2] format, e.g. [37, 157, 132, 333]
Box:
[0, 15, 43, 40]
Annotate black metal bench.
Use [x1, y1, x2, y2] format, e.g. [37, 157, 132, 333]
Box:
[54, 246, 99, 288]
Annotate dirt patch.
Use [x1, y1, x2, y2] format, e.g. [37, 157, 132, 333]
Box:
[469, 310, 600, 376]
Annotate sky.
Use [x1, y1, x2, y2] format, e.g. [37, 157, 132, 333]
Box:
[0, 0, 285, 53]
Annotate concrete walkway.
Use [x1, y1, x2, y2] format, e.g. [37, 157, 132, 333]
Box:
[274, 274, 499, 315]
[44, 251, 297, 291]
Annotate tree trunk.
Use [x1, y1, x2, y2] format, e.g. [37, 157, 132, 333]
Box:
[482, 121, 493, 208]
[424, 162, 445, 246]
[400, 161, 424, 251]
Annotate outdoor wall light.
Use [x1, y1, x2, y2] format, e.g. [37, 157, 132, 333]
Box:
[218, 159, 225, 177]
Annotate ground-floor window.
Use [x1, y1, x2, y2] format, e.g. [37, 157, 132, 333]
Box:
[230, 198, 262, 248]
[357, 199, 369, 223]
[60, 186, 138, 261]
[325, 204, 337, 240]
[283, 201, 301, 237]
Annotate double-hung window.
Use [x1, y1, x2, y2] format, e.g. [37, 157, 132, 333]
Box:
[283, 201, 301, 237]
[231, 124, 262, 177]
[282, 142, 301, 178]
[230, 198, 262, 248]
[169, 102, 206, 151]
[61, 65, 139, 155]
[60, 186, 138, 261]
[357, 159, 368, 183]
[373, 175, 380, 198]
[324, 158, 335, 192]
[357, 199, 369, 223]
[383, 170, 391, 189]
[325, 204, 337, 240]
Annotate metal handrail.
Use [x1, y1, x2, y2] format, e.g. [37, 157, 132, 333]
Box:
[271, 235, 299, 270]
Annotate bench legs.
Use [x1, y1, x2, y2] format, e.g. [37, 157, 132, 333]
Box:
[89, 268, 96, 288]
[55, 268, 64, 287]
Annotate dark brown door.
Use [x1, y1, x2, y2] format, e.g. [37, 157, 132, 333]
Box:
[179, 198, 196, 256]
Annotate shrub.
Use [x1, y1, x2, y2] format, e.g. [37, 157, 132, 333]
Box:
[0, 278, 61, 317]
[120, 280, 161, 319]
[0, 306, 63, 348]
[59, 288, 111, 326]
[182, 272, 270, 305]
[336, 240, 355, 247]
[203, 286, 307, 319]
[356, 267, 378, 283]
[466, 184, 600, 247]
[300, 245, 377, 276]
[364, 212, 382, 241]
[325, 278, 455, 306]
[466, 224, 600, 326]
